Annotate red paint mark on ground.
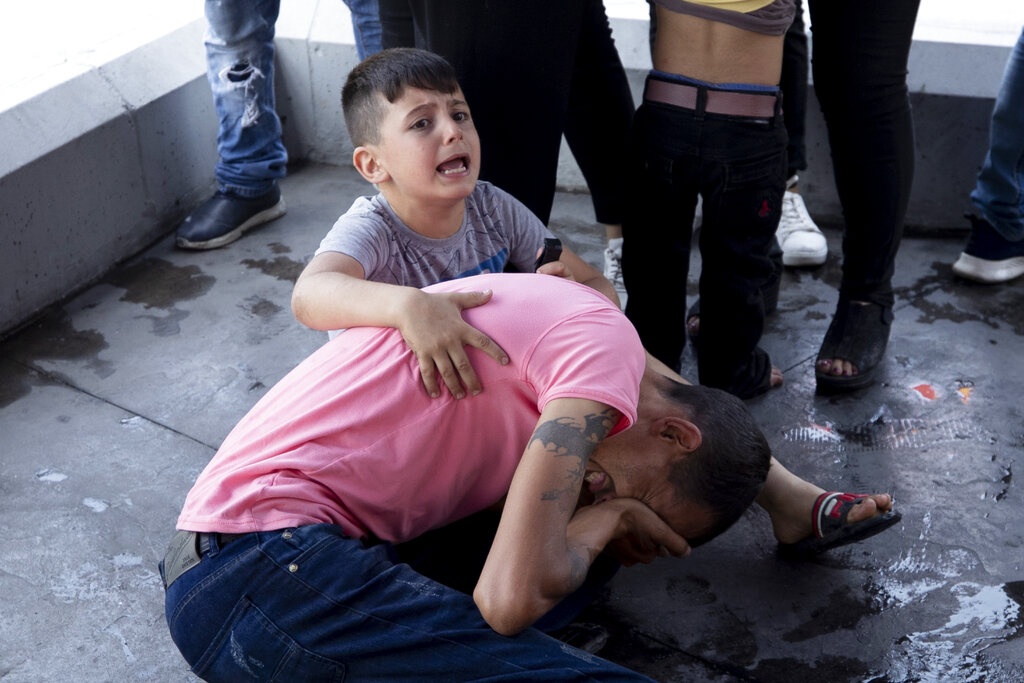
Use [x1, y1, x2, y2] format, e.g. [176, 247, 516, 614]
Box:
[912, 384, 937, 400]
[958, 386, 972, 403]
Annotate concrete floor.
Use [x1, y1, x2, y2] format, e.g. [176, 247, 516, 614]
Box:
[1, 163, 1022, 682]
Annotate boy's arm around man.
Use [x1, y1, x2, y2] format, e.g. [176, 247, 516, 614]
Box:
[292, 249, 509, 399]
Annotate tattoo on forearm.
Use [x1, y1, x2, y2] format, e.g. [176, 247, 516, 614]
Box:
[532, 408, 619, 513]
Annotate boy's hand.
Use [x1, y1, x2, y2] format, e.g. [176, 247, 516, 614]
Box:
[587, 498, 690, 566]
[398, 289, 509, 399]
[535, 259, 577, 283]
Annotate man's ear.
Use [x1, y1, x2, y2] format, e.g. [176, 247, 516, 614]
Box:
[653, 416, 702, 454]
[353, 145, 389, 184]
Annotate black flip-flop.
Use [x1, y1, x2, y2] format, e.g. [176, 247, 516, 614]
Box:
[778, 491, 902, 560]
[815, 299, 893, 393]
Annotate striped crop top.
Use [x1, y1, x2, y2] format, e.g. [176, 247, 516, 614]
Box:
[652, 0, 795, 36]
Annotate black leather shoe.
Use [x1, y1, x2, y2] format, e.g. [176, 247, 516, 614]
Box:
[176, 185, 286, 250]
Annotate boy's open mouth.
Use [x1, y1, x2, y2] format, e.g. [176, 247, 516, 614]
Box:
[437, 155, 469, 175]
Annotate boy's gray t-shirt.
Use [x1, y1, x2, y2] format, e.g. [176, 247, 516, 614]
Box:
[316, 181, 554, 292]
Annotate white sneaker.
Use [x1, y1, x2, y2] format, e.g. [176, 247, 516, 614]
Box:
[603, 237, 627, 306]
[776, 176, 827, 267]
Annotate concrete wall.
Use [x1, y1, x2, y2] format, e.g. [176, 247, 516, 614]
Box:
[0, 4, 1014, 336]
[0, 19, 218, 335]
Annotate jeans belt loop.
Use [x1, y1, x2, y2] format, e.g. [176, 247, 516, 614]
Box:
[695, 86, 707, 123]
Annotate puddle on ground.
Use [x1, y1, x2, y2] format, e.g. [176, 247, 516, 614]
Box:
[240, 256, 305, 283]
[751, 655, 871, 682]
[783, 587, 880, 642]
[688, 605, 760, 668]
[244, 296, 283, 321]
[856, 537, 1024, 681]
[104, 257, 215, 309]
[783, 415, 980, 453]
[137, 308, 190, 337]
[572, 599, 711, 681]
[877, 580, 1024, 681]
[801, 251, 843, 287]
[895, 262, 1024, 336]
[2, 309, 113, 387]
[665, 574, 717, 605]
[0, 368, 32, 409]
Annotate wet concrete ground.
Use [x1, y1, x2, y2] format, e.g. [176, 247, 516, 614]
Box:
[1, 163, 1022, 682]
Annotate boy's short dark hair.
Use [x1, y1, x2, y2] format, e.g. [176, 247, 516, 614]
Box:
[341, 47, 462, 148]
[660, 381, 772, 547]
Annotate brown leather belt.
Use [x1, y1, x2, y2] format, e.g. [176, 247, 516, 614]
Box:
[644, 77, 779, 119]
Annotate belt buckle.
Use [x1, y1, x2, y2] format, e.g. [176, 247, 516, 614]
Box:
[160, 530, 201, 590]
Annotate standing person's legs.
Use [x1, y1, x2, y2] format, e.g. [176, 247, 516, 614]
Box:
[781, 0, 808, 181]
[563, 0, 636, 298]
[623, 100, 701, 372]
[163, 525, 652, 681]
[972, 27, 1024, 237]
[205, 0, 288, 198]
[177, 0, 288, 250]
[378, 0, 414, 48]
[696, 114, 787, 398]
[809, 0, 920, 389]
[776, 0, 827, 267]
[342, 0, 383, 59]
[953, 27, 1024, 283]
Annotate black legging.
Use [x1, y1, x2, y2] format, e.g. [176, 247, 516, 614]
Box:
[808, 0, 921, 308]
[379, 0, 634, 226]
[781, 0, 809, 177]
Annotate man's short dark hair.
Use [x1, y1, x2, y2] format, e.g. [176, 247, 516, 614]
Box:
[341, 47, 462, 147]
[661, 381, 772, 547]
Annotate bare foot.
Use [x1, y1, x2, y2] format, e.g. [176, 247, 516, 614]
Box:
[770, 365, 783, 388]
[816, 357, 858, 376]
[768, 488, 892, 545]
[816, 300, 872, 376]
[686, 313, 700, 338]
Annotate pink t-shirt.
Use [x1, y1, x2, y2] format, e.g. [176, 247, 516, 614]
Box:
[177, 273, 645, 543]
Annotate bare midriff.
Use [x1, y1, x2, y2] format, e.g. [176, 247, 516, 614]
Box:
[652, 8, 784, 86]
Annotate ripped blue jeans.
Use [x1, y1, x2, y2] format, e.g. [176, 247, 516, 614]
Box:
[163, 524, 651, 682]
[204, 0, 382, 197]
[204, 0, 288, 197]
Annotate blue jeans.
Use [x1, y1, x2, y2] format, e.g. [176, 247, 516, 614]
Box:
[163, 524, 652, 682]
[204, 0, 381, 197]
[346, 0, 383, 61]
[971, 27, 1024, 241]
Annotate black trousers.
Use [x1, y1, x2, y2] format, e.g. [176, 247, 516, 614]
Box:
[782, 0, 809, 177]
[622, 87, 788, 398]
[808, 0, 921, 308]
[379, 0, 634, 226]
